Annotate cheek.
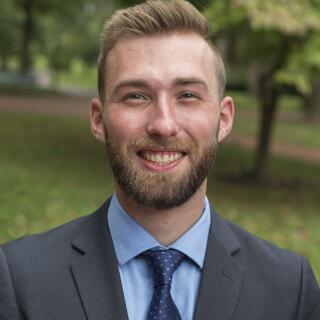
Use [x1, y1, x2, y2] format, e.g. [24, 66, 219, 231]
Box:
[178, 109, 218, 142]
[104, 108, 145, 142]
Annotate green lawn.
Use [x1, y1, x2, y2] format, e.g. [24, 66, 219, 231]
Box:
[0, 110, 319, 280]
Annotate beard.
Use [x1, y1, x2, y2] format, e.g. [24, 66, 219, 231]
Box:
[104, 128, 219, 210]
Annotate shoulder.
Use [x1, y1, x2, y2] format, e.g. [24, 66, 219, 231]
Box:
[211, 209, 317, 290]
[211, 209, 304, 274]
[1, 213, 89, 268]
[225, 219, 312, 292]
[227, 218, 319, 291]
[215, 216, 320, 318]
[1, 199, 110, 267]
[227, 220, 302, 269]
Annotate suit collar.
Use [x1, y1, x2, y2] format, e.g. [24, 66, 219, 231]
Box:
[209, 204, 242, 255]
[70, 199, 129, 320]
[69, 199, 244, 320]
[108, 193, 211, 268]
[194, 205, 244, 320]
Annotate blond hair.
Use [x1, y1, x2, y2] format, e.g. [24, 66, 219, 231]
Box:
[98, 0, 226, 101]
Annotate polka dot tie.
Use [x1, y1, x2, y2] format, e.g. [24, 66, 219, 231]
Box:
[141, 249, 185, 320]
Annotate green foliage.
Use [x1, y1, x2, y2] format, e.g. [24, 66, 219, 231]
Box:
[276, 33, 320, 94]
[1, 0, 113, 72]
[233, 0, 320, 34]
[205, 0, 246, 30]
[38, 0, 110, 69]
[0, 0, 22, 59]
[205, 0, 320, 95]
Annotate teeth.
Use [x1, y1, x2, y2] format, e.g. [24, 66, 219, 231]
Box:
[142, 151, 183, 165]
[156, 154, 162, 163]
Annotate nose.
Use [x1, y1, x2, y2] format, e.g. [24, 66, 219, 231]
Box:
[146, 98, 180, 139]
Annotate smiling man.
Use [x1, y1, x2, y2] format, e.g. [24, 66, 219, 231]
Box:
[0, 0, 319, 320]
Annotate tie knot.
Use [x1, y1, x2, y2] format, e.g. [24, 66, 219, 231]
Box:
[141, 249, 185, 287]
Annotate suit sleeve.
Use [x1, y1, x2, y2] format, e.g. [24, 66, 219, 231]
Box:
[0, 246, 21, 320]
[296, 257, 320, 320]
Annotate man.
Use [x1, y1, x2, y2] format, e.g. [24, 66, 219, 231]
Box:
[0, 0, 319, 319]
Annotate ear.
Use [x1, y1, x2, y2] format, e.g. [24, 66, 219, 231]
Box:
[218, 96, 235, 142]
[90, 98, 106, 144]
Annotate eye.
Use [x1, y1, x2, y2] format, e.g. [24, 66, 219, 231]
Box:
[178, 91, 200, 100]
[124, 93, 147, 100]
[182, 92, 195, 98]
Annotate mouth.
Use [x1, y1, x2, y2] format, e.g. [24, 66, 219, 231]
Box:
[137, 149, 186, 168]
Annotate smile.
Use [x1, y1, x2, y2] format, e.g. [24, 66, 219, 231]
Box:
[138, 150, 185, 166]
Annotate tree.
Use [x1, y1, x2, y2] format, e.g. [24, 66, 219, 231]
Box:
[20, 0, 34, 72]
[205, 0, 320, 180]
[306, 77, 320, 123]
[48, 0, 116, 69]
[0, 0, 21, 71]
[277, 31, 320, 123]
[6, 0, 110, 74]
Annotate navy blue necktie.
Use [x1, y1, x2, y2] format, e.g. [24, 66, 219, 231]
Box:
[141, 249, 185, 320]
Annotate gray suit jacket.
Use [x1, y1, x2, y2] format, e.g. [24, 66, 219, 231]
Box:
[0, 199, 319, 320]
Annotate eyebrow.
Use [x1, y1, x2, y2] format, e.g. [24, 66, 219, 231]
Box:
[110, 77, 209, 97]
[110, 79, 149, 97]
[174, 77, 209, 91]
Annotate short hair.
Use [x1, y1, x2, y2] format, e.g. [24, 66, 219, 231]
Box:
[98, 0, 226, 101]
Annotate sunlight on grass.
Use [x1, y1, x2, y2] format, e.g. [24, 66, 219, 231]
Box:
[55, 60, 97, 90]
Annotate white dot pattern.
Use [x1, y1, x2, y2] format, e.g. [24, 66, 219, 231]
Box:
[141, 249, 185, 320]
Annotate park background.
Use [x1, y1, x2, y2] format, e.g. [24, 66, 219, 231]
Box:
[0, 0, 319, 279]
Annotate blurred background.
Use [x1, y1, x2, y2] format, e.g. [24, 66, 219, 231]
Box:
[0, 0, 319, 278]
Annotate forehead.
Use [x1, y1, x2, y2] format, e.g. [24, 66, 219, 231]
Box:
[105, 32, 218, 92]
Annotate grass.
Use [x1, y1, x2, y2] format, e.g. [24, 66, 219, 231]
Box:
[0, 112, 113, 240]
[0, 110, 319, 281]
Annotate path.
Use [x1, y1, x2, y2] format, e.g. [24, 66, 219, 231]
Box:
[0, 93, 91, 117]
[1, 93, 319, 164]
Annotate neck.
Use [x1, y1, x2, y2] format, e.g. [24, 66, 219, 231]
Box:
[116, 181, 207, 246]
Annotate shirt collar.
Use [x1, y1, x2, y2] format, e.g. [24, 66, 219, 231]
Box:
[108, 193, 211, 269]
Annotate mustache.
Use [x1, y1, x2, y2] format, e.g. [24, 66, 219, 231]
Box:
[127, 136, 197, 151]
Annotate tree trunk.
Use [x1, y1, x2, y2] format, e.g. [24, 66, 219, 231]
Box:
[305, 78, 320, 123]
[20, 0, 34, 73]
[254, 73, 279, 181]
[223, 28, 237, 64]
[0, 54, 8, 72]
[252, 37, 292, 181]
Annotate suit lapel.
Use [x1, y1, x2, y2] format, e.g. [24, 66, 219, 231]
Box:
[70, 200, 129, 320]
[68, 200, 244, 320]
[194, 207, 244, 320]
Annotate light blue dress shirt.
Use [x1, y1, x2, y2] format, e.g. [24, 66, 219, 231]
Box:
[107, 194, 211, 320]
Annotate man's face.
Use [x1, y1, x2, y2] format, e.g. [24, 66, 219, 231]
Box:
[91, 32, 234, 209]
